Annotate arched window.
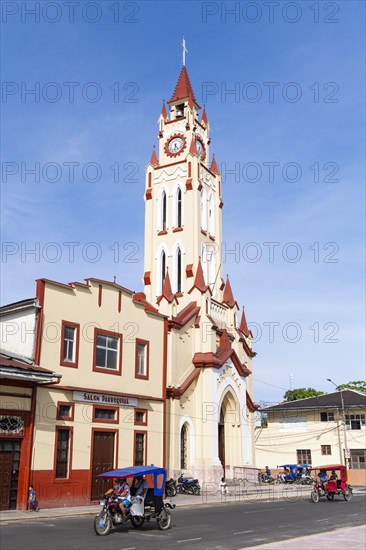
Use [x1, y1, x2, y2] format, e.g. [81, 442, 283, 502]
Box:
[162, 190, 167, 230]
[208, 193, 215, 235]
[161, 250, 166, 292]
[180, 424, 188, 469]
[201, 188, 207, 231]
[177, 247, 182, 292]
[177, 188, 182, 228]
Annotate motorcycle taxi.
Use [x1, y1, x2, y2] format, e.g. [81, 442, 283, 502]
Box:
[94, 465, 175, 536]
[310, 464, 353, 503]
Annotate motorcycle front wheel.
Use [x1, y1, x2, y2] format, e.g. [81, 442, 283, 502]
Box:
[94, 511, 112, 536]
[158, 508, 171, 530]
[131, 515, 145, 528]
[311, 491, 320, 503]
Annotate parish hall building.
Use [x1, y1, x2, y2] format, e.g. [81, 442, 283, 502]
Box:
[0, 66, 257, 510]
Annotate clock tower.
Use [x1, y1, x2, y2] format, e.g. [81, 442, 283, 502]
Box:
[143, 66, 224, 308]
[142, 62, 256, 484]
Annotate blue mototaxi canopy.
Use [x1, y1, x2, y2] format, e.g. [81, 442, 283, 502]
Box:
[98, 465, 167, 497]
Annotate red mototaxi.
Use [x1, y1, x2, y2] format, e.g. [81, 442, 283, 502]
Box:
[310, 464, 353, 502]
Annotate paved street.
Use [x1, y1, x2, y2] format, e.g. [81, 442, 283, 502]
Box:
[1, 493, 365, 550]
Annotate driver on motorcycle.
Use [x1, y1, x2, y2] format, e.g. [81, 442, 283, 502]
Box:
[105, 478, 131, 519]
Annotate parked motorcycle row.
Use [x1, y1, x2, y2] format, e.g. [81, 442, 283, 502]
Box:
[165, 473, 201, 496]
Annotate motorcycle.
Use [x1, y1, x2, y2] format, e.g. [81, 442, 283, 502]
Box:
[94, 465, 175, 536]
[258, 472, 275, 484]
[176, 473, 201, 495]
[165, 477, 177, 497]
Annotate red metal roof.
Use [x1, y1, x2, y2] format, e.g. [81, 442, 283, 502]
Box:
[168, 66, 198, 105]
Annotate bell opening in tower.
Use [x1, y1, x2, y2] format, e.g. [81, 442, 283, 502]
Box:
[176, 103, 184, 118]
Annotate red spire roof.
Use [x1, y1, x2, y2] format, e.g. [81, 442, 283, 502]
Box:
[223, 275, 235, 308]
[193, 259, 209, 293]
[189, 137, 198, 156]
[211, 154, 220, 175]
[239, 307, 250, 337]
[149, 146, 159, 167]
[160, 101, 167, 119]
[157, 270, 175, 304]
[168, 66, 199, 106]
[201, 105, 208, 125]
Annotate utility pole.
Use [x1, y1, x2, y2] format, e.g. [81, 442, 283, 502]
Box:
[327, 379, 349, 476]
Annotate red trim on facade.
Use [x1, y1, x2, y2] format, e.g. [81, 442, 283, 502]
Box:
[173, 226, 183, 232]
[57, 401, 75, 421]
[60, 321, 80, 369]
[185, 264, 194, 278]
[53, 426, 74, 481]
[168, 302, 200, 330]
[246, 391, 260, 412]
[92, 328, 123, 376]
[201, 229, 207, 236]
[133, 430, 148, 465]
[134, 408, 148, 426]
[135, 338, 150, 380]
[143, 271, 151, 285]
[166, 368, 200, 399]
[92, 405, 119, 424]
[197, 181, 203, 191]
[209, 235, 215, 241]
[185, 178, 193, 191]
[188, 162, 192, 178]
[118, 290, 122, 313]
[158, 229, 168, 236]
[154, 159, 186, 170]
[145, 189, 153, 200]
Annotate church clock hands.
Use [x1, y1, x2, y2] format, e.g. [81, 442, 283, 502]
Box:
[165, 133, 187, 158]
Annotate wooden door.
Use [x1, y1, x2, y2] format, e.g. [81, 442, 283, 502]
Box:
[91, 432, 115, 501]
[0, 452, 13, 510]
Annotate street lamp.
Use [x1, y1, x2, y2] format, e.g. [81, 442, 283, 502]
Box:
[326, 379, 349, 473]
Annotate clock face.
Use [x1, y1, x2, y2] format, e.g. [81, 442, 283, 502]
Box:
[168, 137, 184, 154]
[195, 137, 206, 160]
[165, 133, 186, 157]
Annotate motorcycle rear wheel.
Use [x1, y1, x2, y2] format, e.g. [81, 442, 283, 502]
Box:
[166, 486, 177, 497]
[343, 489, 352, 502]
[326, 493, 334, 501]
[94, 512, 112, 536]
[158, 508, 171, 530]
[192, 486, 200, 495]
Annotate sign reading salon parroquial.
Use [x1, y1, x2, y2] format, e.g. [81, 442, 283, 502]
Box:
[73, 391, 138, 407]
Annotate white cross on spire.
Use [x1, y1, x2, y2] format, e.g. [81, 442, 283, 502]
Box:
[182, 35, 188, 66]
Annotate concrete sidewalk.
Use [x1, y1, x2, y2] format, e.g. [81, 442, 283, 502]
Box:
[244, 525, 366, 549]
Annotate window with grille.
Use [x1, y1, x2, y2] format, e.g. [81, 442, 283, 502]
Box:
[296, 449, 312, 465]
[320, 412, 335, 422]
[345, 414, 365, 430]
[180, 424, 188, 469]
[94, 408, 116, 420]
[134, 433, 145, 466]
[55, 429, 70, 478]
[321, 445, 332, 455]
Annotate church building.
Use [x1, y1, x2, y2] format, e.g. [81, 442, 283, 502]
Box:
[0, 64, 257, 510]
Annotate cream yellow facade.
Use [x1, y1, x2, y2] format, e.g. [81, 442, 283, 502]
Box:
[255, 394, 366, 471]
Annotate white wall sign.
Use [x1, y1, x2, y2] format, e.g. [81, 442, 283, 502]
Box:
[73, 391, 137, 407]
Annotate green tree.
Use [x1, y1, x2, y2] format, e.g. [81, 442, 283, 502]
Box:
[283, 388, 324, 402]
[336, 380, 366, 393]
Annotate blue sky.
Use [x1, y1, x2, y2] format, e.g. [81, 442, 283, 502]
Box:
[1, 1, 365, 403]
